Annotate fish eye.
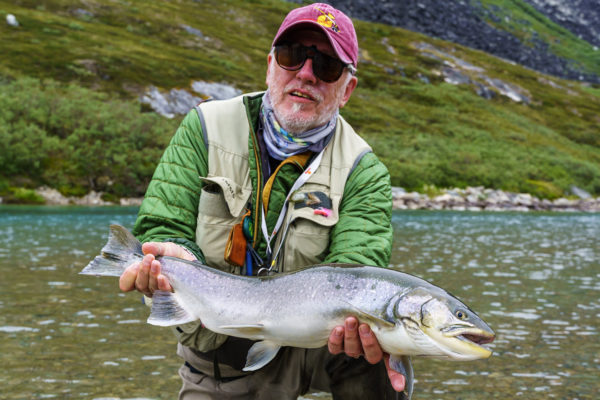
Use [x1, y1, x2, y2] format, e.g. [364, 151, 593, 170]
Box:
[455, 310, 468, 320]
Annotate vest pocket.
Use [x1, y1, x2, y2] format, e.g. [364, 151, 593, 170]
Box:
[281, 192, 341, 271]
[198, 183, 230, 218]
[196, 177, 251, 273]
[283, 218, 331, 270]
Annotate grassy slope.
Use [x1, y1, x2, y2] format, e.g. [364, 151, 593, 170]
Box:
[1, 0, 599, 197]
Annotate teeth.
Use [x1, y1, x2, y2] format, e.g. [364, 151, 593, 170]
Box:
[292, 91, 311, 99]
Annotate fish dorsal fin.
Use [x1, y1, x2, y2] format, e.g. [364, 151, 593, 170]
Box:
[243, 340, 281, 371]
[343, 301, 395, 329]
[147, 290, 196, 327]
[218, 324, 265, 334]
[389, 355, 414, 400]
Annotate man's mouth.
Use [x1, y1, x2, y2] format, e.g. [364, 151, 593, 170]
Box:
[290, 90, 315, 101]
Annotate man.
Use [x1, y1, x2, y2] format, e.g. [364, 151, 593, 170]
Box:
[119, 3, 405, 399]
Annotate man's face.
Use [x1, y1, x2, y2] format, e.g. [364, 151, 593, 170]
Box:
[266, 30, 357, 134]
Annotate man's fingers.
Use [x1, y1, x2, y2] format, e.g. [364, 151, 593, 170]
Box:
[135, 254, 154, 296]
[328, 326, 344, 354]
[148, 259, 160, 293]
[157, 274, 173, 292]
[343, 317, 362, 358]
[142, 242, 162, 256]
[358, 324, 383, 364]
[119, 263, 140, 292]
[384, 354, 406, 392]
[142, 241, 195, 260]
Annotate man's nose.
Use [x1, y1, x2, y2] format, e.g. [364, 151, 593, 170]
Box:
[295, 58, 317, 83]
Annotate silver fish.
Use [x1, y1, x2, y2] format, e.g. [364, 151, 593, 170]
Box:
[81, 225, 495, 399]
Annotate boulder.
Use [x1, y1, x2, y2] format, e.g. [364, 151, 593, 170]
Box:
[191, 81, 242, 100]
[6, 14, 19, 27]
[570, 185, 591, 199]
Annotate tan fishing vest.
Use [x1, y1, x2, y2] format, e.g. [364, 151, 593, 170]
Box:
[194, 93, 371, 274]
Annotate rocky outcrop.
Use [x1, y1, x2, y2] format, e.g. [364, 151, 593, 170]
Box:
[141, 86, 202, 119]
[290, 0, 600, 83]
[140, 81, 241, 118]
[415, 41, 532, 103]
[524, 0, 600, 48]
[392, 186, 600, 212]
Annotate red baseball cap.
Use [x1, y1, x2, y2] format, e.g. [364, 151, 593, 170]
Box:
[272, 3, 359, 68]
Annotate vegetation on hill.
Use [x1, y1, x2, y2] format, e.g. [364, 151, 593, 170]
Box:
[0, 77, 174, 203]
[0, 0, 598, 203]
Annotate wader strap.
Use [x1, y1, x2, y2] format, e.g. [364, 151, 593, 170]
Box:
[213, 352, 222, 381]
[189, 337, 256, 380]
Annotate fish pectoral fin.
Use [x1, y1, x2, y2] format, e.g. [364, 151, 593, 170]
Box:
[147, 290, 196, 327]
[389, 355, 414, 400]
[342, 301, 395, 329]
[242, 340, 281, 372]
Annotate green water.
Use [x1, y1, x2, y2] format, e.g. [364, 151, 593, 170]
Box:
[0, 206, 598, 399]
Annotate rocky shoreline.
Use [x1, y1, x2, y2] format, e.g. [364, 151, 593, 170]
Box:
[392, 186, 600, 212]
[25, 185, 600, 213]
[34, 186, 143, 206]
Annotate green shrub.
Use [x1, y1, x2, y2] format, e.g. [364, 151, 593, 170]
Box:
[523, 180, 564, 199]
[0, 77, 177, 198]
[9, 188, 45, 204]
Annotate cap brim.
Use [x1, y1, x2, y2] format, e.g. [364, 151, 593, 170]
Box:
[272, 20, 354, 66]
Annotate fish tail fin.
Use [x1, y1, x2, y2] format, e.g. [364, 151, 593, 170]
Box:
[80, 224, 143, 277]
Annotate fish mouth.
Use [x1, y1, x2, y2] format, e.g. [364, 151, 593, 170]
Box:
[417, 323, 496, 360]
[457, 331, 495, 346]
[445, 325, 495, 346]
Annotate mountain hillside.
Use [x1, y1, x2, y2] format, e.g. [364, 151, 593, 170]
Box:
[310, 0, 600, 83]
[526, 0, 600, 47]
[0, 0, 599, 202]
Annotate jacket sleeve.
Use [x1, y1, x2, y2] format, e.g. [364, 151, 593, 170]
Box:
[132, 109, 208, 261]
[323, 152, 393, 267]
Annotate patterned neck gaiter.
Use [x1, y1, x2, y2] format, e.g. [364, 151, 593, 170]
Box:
[260, 90, 337, 161]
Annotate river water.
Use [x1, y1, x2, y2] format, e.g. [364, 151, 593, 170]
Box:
[0, 206, 598, 399]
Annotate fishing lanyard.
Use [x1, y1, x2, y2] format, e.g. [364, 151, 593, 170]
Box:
[259, 150, 324, 274]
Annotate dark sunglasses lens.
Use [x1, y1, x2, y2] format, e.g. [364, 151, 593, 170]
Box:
[313, 53, 344, 82]
[276, 44, 305, 69]
[275, 44, 346, 82]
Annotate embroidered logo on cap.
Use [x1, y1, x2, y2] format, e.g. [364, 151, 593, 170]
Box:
[314, 6, 340, 33]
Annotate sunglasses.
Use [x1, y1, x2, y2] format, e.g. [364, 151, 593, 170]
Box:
[274, 42, 356, 83]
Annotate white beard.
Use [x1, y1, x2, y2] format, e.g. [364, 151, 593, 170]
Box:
[266, 59, 349, 135]
[272, 102, 335, 134]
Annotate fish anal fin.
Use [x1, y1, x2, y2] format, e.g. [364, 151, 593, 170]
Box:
[242, 340, 281, 371]
[343, 301, 395, 329]
[389, 355, 414, 400]
[147, 290, 196, 327]
[218, 324, 265, 334]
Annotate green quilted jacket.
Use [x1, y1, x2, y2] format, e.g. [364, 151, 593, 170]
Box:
[132, 94, 393, 269]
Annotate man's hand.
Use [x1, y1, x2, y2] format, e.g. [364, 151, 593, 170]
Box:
[118, 242, 196, 297]
[328, 316, 406, 392]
